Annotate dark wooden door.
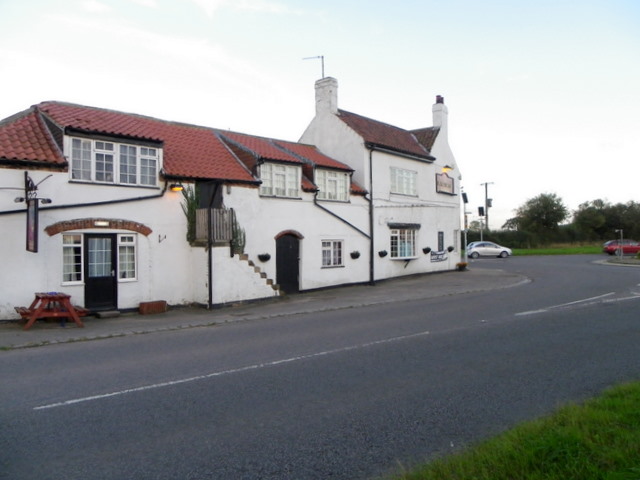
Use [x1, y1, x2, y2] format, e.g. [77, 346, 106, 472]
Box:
[84, 234, 118, 311]
[276, 234, 299, 293]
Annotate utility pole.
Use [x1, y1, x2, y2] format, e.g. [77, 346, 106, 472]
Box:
[480, 182, 494, 230]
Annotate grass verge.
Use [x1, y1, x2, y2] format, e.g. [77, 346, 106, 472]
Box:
[512, 246, 602, 255]
[391, 382, 640, 480]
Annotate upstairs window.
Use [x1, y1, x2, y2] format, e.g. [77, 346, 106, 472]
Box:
[316, 169, 349, 202]
[390, 167, 417, 196]
[70, 137, 159, 187]
[259, 162, 300, 198]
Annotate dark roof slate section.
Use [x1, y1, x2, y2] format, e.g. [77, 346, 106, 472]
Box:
[337, 109, 435, 161]
[411, 126, 440, 152]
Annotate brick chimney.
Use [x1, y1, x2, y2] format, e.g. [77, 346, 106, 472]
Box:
[315, 77, 338, 115]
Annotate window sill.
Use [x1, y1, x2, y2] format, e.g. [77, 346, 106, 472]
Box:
[390, 256, 418, 261]
[259, 194, 302, 200]
[321, 265, 345, 269]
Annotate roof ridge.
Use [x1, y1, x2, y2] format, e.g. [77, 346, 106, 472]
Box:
[36, 100, 220, 133]
[0, 105, 37, 127]
[338, 109, 410, 132]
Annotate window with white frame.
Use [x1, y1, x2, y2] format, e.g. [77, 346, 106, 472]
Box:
[62, 233, 138, 283]
[316, 169, 349, 202]
[259, 162, 300, 198]
[390, 167, 417, 196]
[70, 137, 159, 186]
[62, 234, 83, 282]
[390, 228, 417, 258]
[322, 240, 344, 267]
[118, 235, 137, 280]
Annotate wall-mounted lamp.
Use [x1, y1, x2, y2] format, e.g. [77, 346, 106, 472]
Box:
[442, 165, 454, 173]
[169, 183, 184, 192]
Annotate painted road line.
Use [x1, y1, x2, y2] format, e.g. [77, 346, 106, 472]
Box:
[34, 329, 431, 411]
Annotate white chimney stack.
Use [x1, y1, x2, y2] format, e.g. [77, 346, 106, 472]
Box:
[315, 77, 338, 115]
[432, 95, 448, 135]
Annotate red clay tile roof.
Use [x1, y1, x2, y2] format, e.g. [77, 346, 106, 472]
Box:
[36, 102, 257, 182]
[0, 108, 65, 165]
[219, 131, 303, 165]
[0, 101, 367, 195]
[338, 109, 435, 161]
[273, 140, 352, 171]
[273, 141, 366, 195]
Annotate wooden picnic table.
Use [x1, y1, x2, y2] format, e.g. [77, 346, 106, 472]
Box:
[15, 292, 88, 330]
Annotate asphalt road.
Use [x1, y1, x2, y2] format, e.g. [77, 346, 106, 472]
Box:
[1, 255, 639, 479]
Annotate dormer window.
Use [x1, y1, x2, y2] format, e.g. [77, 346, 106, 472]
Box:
[315, 169, 349, 202]
[69, 137, 159, 187]
[259, 162, 300, 198]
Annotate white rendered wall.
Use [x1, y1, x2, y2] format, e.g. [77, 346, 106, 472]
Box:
[0, 169, 199, 319]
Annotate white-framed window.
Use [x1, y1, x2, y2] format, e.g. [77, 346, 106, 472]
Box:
[322, 240, 344, 267]
[70, 137, 159, 187]
[316, 169, 349, 202]
[259, 162, 300, 198]
[390, 167, 417, 196]
[390, 229, 417, 258]
[62, 234, 83, 283]
[61, 233, 137, 283]
[118, 235, 137, 280]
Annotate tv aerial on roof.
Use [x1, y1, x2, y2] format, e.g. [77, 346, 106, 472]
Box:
[303, 55, 325, 79]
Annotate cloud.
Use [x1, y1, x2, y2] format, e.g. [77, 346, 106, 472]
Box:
[129, 0, 158, 6]
[81, 0, 111, 13]
[188, 0, 303, 17]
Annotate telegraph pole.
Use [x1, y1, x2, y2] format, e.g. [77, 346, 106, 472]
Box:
[480, 182, 494, 230]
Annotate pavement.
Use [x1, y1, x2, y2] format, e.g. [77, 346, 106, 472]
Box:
[0, 267, 528, 350]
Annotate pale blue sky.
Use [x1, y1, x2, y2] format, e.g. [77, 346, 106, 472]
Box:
[1, 0, 639, 228]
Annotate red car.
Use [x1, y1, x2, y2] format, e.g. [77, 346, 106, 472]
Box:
[603, 239, 640, 255]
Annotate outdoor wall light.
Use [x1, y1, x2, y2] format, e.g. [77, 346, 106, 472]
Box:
[169, 183, 184, 192]
[442, 165, 453, 173]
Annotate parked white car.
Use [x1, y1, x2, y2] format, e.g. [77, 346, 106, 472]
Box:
[467, 241, 512, 259]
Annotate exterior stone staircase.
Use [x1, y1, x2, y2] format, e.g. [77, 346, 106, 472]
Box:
[238, 254, 282, 296]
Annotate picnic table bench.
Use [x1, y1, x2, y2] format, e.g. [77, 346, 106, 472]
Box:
[15, 292, 88, 330]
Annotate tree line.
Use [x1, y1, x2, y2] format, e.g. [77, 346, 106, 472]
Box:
[466, 193, 640, 248]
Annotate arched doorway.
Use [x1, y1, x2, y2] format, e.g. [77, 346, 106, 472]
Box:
[275, 231, 302, 293]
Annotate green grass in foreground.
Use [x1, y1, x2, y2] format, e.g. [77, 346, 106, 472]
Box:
[392, 382, 640, 480]
[512, 245, 602, 255]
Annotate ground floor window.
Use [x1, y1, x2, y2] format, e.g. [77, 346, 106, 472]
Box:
[62, 234, 83, 282]
[118, 235, 137, 280]
[322, 240, 344, 267]
[62, 233, 137, 283]
[390, 228, 417, 258]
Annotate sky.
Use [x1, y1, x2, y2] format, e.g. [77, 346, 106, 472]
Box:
[1, 0, 639, 229]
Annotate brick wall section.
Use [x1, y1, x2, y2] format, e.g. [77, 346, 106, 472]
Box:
[45, 218, 152, 236]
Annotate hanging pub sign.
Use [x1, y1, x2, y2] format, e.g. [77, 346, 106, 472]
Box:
[435, 172, 454, 194]
[26, 198, 39, 253]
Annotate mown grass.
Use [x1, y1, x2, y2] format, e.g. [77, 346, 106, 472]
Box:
[512, 245, 602, 255]
[391, 382, 640, 480]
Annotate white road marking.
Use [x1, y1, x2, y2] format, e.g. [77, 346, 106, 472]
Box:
[515, 291, 640, 317]
[34, 330, 431, 411]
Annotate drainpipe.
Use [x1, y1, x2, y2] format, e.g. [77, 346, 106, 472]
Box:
[0, 181, 171, 216]
[368, 146, 375, 285]
[312, 192, 370, 239]
[207, 182, 221, 310]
